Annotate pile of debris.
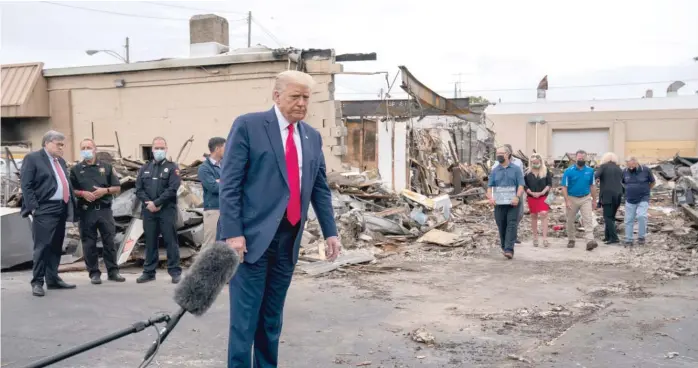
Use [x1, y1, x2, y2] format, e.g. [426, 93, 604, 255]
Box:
[409, 128, 490, 197]
[298, 169, 494, 275]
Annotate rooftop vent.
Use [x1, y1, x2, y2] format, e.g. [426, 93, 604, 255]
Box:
[190, 14, 230, 58]
[667, 81, 685, 97]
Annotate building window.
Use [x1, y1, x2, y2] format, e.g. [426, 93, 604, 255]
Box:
[141, 145, 153, 161]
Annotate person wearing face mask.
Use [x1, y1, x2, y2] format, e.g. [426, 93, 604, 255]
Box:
[487, 145, 525, 259]
[561, 149, 598, 250]
[135, 137, 182, 284]
[524, 153, 553, 247]
[491, 144, 525, 244]
[69, 138, 125, 284]
[621, 156, 655, 247]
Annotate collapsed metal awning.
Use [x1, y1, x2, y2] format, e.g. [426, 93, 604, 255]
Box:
[1, 62, 49, 118]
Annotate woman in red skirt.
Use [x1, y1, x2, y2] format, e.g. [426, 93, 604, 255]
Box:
[524, 153, 553, 247]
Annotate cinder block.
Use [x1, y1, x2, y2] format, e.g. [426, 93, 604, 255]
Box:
[331, 145, 347, 156]
[329, 126, 347, 138]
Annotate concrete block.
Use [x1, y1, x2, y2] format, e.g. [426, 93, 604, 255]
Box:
[331, 145, 347, 156]
[330, 126, 347, 138]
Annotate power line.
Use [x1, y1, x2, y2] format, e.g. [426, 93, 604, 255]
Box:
[335, 78, 698, 95]
[140, 1, 248, 15]
[41, 1, 246, 22]
[251, 18, 283, 47]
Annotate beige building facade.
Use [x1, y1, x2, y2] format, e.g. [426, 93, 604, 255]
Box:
[486, 95, 698, 163]
[1, 15, 348, 171]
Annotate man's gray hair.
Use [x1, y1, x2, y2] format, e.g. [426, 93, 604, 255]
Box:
[42, 130, 65, 147]
[273, 70, 315, 93]
[152, 136, 167, 145]
[497, 145, 512, 154]
[626, 155, 638, 162]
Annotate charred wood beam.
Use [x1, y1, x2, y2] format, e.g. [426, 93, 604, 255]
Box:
[398, 65, 471, 115]
[336, 53, 377, 62]
[340, 98, 471, 118]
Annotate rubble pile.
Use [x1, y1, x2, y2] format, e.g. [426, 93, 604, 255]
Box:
[409, 128, 489, 197]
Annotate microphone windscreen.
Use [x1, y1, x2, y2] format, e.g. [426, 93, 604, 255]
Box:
[173, 241, 240, 316]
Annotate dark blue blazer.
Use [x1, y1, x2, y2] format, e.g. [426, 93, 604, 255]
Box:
[219, 107, 338, 264]
[19, 149, 77, 221]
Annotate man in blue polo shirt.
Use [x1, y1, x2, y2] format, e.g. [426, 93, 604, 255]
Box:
[487, 145, 524, 260]
[561, 150, 598, 251]
[622, 156, 655, 246]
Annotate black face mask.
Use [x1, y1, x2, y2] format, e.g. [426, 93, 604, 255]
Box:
[496, 155, 506, 163]
[576, 160, 586, 167]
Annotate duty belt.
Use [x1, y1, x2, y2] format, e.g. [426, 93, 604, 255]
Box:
[82, 203, 111, 211]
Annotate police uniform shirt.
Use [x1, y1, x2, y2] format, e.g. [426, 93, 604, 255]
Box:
[136, 159, 181, 208]
[69, 160, 120, 207]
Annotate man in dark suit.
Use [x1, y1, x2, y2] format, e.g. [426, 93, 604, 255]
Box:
[220, 70, 341, 367]
[20, 130, 78, 297]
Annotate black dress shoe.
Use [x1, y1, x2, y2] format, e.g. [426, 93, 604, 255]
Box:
[136, 274, 155, 284]
[171, 275, 181, 284]
[90, 275, 102, 285]
[605, 240, 620, 245]
[108, 273, 126, 282]
[46, 280, 77, 290]
[32, 285, 45, 297]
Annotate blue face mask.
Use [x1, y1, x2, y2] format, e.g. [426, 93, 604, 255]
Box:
[153, 149, 167, 161]
[80, 149, 94, 161]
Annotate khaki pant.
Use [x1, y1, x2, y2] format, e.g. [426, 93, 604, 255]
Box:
[566, 195, 594, 241]
[203, 209, 220, 247]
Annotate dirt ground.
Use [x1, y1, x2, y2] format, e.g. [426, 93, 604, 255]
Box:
[2, 230, 697, 367]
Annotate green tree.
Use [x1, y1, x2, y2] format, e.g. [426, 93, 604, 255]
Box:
[468, 96, 490, 105]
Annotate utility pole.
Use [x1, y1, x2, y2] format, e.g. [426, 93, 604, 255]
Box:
[124, 37, 130, 63]
[247, 11, 252, 47]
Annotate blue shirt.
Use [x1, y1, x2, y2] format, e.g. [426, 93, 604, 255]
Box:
[562, 165, 595, 197]
[45, 148, 65, 201]
[488, 163, 524, 188]
[198, 157, 222, 210]
[622, 165, 654, 204]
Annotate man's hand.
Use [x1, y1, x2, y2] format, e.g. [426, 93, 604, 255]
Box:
[592, 201, 598, 210]
[565, 200, 572, 210]
[92, 186, 108, 198]
[82, 191, 97, 202]
[325, 236, 341, 262]
[511, 196, 520, 207]
[145, 201, 158, 213]
[226, 236, 247, 259]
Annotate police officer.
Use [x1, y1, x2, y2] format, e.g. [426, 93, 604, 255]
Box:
[135, 136, 182, 284]
[69, 138, 126, 284]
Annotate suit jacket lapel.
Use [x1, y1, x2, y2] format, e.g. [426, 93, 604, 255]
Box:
[264, 108, 289, 188]
[40, 149, 56, 179]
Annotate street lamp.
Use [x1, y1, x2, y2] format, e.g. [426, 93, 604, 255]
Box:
[86, 37, 130, 63]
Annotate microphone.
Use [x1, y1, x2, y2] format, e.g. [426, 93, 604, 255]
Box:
[142, 241, 240, 363]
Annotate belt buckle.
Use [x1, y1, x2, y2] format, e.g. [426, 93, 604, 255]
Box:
[95, 204, 102, 210]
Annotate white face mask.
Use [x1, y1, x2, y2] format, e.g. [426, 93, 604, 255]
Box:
[153, 149, 167, 161]
[80, 149, 94, 160]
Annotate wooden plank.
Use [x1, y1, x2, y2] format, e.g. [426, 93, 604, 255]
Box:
[417, 229, 461, 247]
[117, 219, 144, 265]
[299, 251, 375, 276]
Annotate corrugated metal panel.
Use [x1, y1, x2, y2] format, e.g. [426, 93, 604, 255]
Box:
[1, 62, 43, 107]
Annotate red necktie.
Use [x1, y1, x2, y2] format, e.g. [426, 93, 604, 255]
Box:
[53, 158, 70, 203]
[285, 124, 301, 225]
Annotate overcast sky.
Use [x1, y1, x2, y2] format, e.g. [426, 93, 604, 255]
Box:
[1, 0, 697, 103]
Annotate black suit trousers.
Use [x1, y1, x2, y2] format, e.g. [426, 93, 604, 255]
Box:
[602, 194, 622, 242]
[31, 201, 68, 286]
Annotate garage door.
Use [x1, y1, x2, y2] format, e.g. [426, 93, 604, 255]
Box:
[551, 128, 609, 158]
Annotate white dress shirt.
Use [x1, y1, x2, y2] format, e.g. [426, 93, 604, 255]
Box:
[45, 148, 66, 201]
[274, 105, 303, 188]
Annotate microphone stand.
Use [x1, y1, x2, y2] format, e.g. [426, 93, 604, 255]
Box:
[142, 308, 186, 363]
[23, 313, 171, 368]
